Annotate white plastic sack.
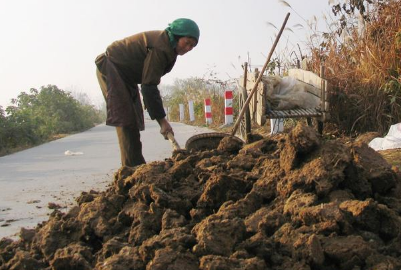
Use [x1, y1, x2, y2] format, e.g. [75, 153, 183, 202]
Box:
[264, 76, 320, 110]
[368, 123, 401, 151]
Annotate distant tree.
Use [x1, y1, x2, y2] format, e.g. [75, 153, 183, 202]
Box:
[5, 89, 41, 146]
[331, 0, 385, 32]
[1, 85, 105, 155]
[0, 106, 8, 151]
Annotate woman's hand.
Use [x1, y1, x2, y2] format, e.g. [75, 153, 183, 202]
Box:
[157, 118, 173, 139]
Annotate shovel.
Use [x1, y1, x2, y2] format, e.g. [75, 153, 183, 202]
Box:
[167, 131, 243, 152]
[183, 13, 291, 151]
[166, 132, 181, 151]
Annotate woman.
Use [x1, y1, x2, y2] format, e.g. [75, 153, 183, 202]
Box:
[95, 18, 199, 167]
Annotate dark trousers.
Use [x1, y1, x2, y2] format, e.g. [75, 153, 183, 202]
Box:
[96, 68, 146, 167]
[116, 126, 146, 166]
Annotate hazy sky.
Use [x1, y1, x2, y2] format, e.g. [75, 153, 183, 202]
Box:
[0, 0, 332, 108]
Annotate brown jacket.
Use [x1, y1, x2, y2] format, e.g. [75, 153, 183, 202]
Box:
[96, 30, 177, 127]
[105, 30, 177, 86]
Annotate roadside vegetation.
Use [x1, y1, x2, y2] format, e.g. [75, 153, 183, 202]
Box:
[0, 85, 105, 156]
[307, 0, 401, 135]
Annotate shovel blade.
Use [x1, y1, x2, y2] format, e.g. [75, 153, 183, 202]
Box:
[185, 132, 243, 151]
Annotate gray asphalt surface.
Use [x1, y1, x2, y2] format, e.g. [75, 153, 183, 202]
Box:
[0, 120, 213, 239]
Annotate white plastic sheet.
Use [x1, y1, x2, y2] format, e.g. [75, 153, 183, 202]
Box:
[369, 123, 401, 151]
[64, 150, 84, 156]
[264, 76, 320, 110]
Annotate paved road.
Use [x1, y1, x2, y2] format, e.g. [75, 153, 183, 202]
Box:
[0, 120, 213, 239]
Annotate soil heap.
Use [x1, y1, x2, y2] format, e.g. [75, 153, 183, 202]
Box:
[1, 123, 401, 270]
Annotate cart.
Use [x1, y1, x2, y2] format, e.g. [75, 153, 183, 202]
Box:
[237, 63, 330, 141]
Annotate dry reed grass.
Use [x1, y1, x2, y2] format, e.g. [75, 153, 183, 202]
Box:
[309, 0, 401, 135]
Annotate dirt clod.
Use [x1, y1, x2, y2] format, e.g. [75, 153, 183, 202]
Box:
[1, 123, 401, 270]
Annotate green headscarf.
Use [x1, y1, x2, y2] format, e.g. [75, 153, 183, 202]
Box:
[165, 18, 200, 48]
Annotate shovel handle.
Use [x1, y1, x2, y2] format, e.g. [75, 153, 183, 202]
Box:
[166, 132, 181, 150]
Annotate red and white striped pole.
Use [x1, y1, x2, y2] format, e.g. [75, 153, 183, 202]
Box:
[225, 89, 233, 125]
[204, 98, 212, 125]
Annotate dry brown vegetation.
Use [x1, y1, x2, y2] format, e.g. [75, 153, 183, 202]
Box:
[308, 0, 401, 135]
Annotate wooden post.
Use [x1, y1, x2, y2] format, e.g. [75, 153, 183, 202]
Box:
[320, 65, 326, 114]
[243, 62, 248, 89]
[318, 65, 326, 134]
[253, 68, 259, 120]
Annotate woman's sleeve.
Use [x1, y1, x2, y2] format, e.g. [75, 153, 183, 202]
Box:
[141, 84, 166, 120]
[140, 48, 171, 120]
